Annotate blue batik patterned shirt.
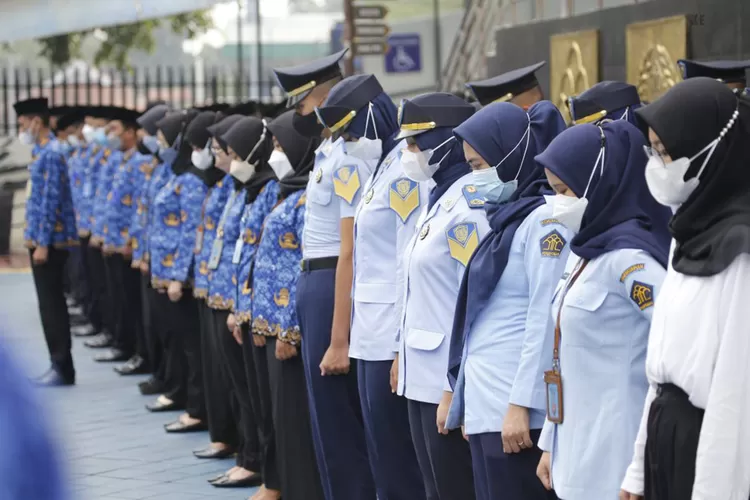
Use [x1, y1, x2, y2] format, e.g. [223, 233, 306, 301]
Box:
[102, 149, 152, 250]
[194, 176, 233, 300]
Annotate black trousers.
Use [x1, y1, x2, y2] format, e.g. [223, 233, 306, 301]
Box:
[78, 236, 102, 331]
[213, 308, 261, 471]
[30, 247, 73, 377]
[199, 302, 237, 445]
[408, 399, 476, 500]
[87, 246, 110, 334]
[152, 290, 183, 400]
[266, 337, 324, 500]
[145, 282, 166, 382]
[139, 273, 156, 370]
[242, 326, 280, 490]
[66, 244, 85, 304]
[645, 383, 706, 500]
[103, 254, 141, 355]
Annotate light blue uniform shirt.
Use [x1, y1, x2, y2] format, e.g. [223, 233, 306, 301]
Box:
[350, 141, 430, 362]
[537, 249, 665, 500]
[397, 172, 490, 405]
[459, 202, 573, 435]
[302, 137, 374, 259]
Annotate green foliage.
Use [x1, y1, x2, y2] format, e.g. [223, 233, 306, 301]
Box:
[37, 10, 214, 70]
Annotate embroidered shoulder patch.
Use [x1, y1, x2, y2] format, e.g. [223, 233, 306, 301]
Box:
[462, 185, 485, 209]
[389, 177, 420, 222]
[333, 165, 361, 204]
[540, 229, 566, 258]
[540, 218, 562, 226]
[620, 263, 645, 283]
[446, 222, 479, 266]
[630, 281, 654, 310]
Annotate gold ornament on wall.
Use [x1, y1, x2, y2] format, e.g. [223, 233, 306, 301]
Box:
[626, 16, 687, 103]
[550, 30, 599, 123]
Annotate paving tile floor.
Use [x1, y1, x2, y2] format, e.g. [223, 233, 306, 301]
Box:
[0, 272, 258, 500]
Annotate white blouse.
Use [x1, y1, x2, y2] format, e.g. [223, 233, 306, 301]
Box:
[621, 251, 750, 500]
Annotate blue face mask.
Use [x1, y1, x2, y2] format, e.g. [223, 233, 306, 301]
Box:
[107, 133, 121, 151]
[472, 167, 518, 203]
[159, 146, 178, 164]
[142, 135, 159, 154]
[93, 127, 107, 145]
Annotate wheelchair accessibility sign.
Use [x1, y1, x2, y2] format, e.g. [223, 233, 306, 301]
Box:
[385, 34, 422, 73]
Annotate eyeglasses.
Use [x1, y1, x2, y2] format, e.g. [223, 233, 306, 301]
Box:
[643, 145, 665, 160]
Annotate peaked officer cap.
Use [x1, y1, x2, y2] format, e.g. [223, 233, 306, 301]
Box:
[314, 74, 383, 134]
[396, 92, 476, 139]
[273, 48, 348, 107]
[14, 97, 49, 117]
[678, 59, 750, 83]
[569, 81, 641, 125]
[466, 61, 546, 106]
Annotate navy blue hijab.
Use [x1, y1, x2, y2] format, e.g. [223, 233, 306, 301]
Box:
[448, 100, 566, 386]
[414, 126, 469, 209]
[536, 120, 671, 266]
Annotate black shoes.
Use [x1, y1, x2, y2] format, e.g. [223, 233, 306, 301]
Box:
[209, 472, 263, 488]
[145, 399, 183, 412]
[84, 332, 113, 349]
[94, 348, 131, 363]
[164, 419, 208, 433]
[35, 367, 75, 387]
[72, 323, 97, 337]
[114, 355, 149, 375]
[138, 377, 165, 396]
[193, 446, 236, 459]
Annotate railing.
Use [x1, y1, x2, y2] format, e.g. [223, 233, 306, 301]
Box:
[441, 0, 506, 94]
[0, 64, 281, 135]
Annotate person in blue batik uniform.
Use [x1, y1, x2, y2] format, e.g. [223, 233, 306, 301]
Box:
[205, 116, 278, 490]
[315, 74, 427, 500]
[466, 61, 546, 109]
[95, 107, 152, 368]
[443, 100, 566, 500]
[568, 81, 643, 130]
[124, 104, 172, 389]
[146, 110, 206, 420]
[532, 121, 670, 500]
[390, 93, 484, 500]
[233, 108, 324, 500]
[16, 97, 78, 387]
[190, 114, 243, 460]
[274, 51, 379, 500]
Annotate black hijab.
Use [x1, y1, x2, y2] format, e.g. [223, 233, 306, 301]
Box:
[267, 109, 320, 198]
[184, 110, 224, 186]
[156, 110, 196, 175]
[221, 116, 277, 203]
[636, 77, 750, 276]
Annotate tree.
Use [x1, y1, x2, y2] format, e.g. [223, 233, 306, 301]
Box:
[37, 11, 214, 70]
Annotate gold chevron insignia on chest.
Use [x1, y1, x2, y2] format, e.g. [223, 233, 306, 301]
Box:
[389, 177, 420, 222]
[274, 288, 290, 307]
[164, 213, 180, 227]
[279, 232, 299, 250]
[446, 222, 479, 266]
[244, 228, 257, 245]
[333, 165, 361, 204]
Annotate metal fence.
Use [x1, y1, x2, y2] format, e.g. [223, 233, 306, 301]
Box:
[0, 65, 283, 135]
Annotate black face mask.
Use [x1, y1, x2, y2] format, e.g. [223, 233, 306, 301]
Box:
[292, 111, 324, 138]
[136, 139, 152, 156]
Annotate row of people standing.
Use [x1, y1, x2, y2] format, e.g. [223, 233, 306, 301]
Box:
[18, 52, 750, 500]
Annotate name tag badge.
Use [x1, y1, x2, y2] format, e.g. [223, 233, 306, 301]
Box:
[543, 370, 564, 424]
[232, 239, 243, 264]
[194, 230, 204, 254]
[208, 239, 223, 270]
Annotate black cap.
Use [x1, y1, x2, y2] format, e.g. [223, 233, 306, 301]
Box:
[195, 103, 231, 113]
[569, 81, 641, 125]
[224, 101, 258, 116]
[678, 59, 750, 84]
[314, 74, 383, 134]
[85, 106, 111, 120]
[49, 106, 73, 117]
[14, 97, 49, 117]
[273, 48, 348, 106]
[466, 61, 546, 106]
[108, 107, 141, 127]
[56, 108, 86, 130]
[396, 92, 476, 140]
[207, 114, 244, 152]
[137, 104, 170, 136]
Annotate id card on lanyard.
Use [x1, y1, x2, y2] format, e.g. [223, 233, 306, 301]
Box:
[544, 258, 588, 424]
[208, 190, 238, 270]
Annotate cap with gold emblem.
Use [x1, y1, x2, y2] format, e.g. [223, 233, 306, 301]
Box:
[678, 59, 750, 84]
[273, 48, 349, 108]
[395, 92, 476, 140]
[568, 81, 641, 125]
[466, 61, 546, 107]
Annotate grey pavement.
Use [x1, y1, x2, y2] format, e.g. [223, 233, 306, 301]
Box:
[0, 272, 258, 500]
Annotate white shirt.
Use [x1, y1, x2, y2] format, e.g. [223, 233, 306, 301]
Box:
[537, 248, 665, 500]
[621, 250, 750, 500]
[397, 172, 491, 405]
[350, 142, 429, 361]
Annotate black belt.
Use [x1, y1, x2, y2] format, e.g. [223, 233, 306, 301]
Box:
[657, 383, 687, 399]
[301, 256, 338, 271]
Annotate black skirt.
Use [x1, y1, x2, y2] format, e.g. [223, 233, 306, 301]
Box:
[645, 383, 705, 500]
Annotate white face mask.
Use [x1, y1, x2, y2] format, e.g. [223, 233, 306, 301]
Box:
[19, 129, 35, 146]
[230, 159, 256, 183]
[345, 103, 383, 160]
[268, 150, 294, 179]
[191, 146, 214, 170]
[82, 124, 96, 143]
[401, 136, 454, 182]
[67, 135, 81, 148]
[551, 141, 605, 233]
